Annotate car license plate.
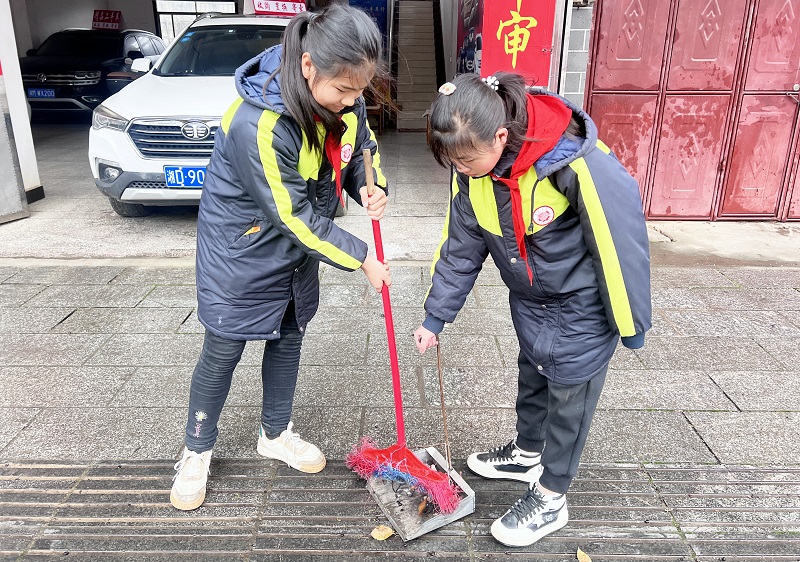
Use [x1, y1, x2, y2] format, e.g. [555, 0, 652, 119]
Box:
[164, 166, 206, 188]
[27, 88, 55, 98]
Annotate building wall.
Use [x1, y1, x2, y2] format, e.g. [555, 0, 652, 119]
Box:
[561, 1, 593, 108]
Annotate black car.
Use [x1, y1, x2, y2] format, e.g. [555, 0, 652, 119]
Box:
[20, 28, 165, 113]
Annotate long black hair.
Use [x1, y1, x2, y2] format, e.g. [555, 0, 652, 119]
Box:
[269, 4, 384, 152]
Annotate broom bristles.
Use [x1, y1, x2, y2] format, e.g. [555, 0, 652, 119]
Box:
[346, 438, 461, 514]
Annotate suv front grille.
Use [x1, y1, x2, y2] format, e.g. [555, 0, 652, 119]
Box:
[22, 73, 101, 86]
[128, 120, 219, 159]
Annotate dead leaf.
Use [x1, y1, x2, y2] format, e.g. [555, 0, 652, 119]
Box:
[417, 497, 428, 514]
[576, 547, 592, 562]
[370, 525, 394, 541]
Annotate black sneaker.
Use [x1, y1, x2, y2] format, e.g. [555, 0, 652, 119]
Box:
[467, 440, 543, 483]
[491, 485, 568, 547]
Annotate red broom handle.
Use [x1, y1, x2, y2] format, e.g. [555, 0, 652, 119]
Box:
[363, 149, 405, 444]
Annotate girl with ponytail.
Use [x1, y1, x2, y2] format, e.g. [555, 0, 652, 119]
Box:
[171, 4, 390, 511]
[415, 71, 651, 547]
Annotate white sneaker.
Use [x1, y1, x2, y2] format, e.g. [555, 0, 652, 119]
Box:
[170, 447, 212, 511]
[491, 484, 568, 547]
[257, 421, 326, 473]
[467, 440, 543, 483]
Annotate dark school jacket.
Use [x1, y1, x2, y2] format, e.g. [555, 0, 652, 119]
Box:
[423, 92, 651, 384]
[195, 45, 387, 340]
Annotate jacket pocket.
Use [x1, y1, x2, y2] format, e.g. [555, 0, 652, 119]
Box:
[228, 219, 263, 252]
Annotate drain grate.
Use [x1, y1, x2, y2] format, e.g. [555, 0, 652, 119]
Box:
[1, 461, 798, 560]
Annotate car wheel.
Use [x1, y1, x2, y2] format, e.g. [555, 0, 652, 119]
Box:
[109, 198, 152, 217]
[335, 197, 348, 217]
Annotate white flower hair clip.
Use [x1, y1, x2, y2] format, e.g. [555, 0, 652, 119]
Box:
[438, 82, 456, 96]
[482, 75, 499, 91]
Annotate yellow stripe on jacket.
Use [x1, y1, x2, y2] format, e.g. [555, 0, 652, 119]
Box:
[568, 157, 636, 336]
[256, 111, 362, 270]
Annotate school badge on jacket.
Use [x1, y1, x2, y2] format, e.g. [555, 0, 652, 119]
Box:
[533, 205, 555, 227]
[341, 143, 353, 163]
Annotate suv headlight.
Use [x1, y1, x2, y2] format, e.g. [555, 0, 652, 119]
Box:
[92, 105, 128, 131]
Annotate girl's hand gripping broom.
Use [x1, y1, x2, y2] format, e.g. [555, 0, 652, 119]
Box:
[345, 149, 460, 514]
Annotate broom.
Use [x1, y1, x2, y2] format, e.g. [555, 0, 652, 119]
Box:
[346, 149, 461, 514]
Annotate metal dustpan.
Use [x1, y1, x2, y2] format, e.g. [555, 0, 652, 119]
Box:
[349, 150, 475, 539]
[365, 447, 475, 541]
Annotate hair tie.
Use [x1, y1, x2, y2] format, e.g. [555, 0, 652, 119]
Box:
[438, 82, 456, 96]
[482, 75, 499, 91]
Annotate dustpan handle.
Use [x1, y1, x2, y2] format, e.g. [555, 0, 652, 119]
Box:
[363, 149, 405, 444]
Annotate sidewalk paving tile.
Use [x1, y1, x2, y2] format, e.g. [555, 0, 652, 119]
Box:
[600, 370, 737, 411]
[583, 411, 717, 463]
[0, 284, 47, 306]
[717, 266, 800, 288]
[709, 371, 800, 411]
[0, 407, 184, 459]
[650, 267, 740, 288]
[662, 309, 800, 337]
[633, 336, 783, 370]
[0, 366, 134, 407]
[0, 333, 110, 366]
[754, 337, 800, 370]
[420, 366, 518, 408]
[85, 333, 203, 366]
[3, 266, 124, 285]
[110, 266, 197, 285]
[23, 284, 153, 308]
[0, 307, 72, 333]
[0, 408, 39, 450]
[685, 412, 800, 464]
[137, 285, 198, 308]
[50, 307, 193, 334]
[693, 287, 800, 311]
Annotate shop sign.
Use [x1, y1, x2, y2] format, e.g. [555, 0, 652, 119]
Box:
[92, 10, 123, 30]
[481, 0, 557, 85]
[252, 1, 307, 16]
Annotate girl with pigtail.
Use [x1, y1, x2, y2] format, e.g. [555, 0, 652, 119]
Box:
[171, 4, 391, 511]
[414, 72, 651, 547]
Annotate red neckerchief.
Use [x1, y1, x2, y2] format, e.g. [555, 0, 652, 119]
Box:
[493, 94, 572, 284]
[314, 115, 346, 208]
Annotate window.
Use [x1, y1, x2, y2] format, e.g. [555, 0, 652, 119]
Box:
[155, 24, 283, 76]
[137, 36, 158, 57]
[153, 1, 238, 44]
[124, 35, 141, 58]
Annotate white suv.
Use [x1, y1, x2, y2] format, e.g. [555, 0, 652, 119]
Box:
[88, 14, 289, 217]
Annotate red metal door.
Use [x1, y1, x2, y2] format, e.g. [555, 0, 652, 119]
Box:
[784, 138, 800, 219]
[590, 0, 671, 91]
[719, 0, 800, 219]
[745, 0, 800, 92]
[589, 94, 658, 199]
[667, 0, 749, 91]
[719, 95, 798, 216]
[585, 0, 800, 221]
[649, 96, 730, 218]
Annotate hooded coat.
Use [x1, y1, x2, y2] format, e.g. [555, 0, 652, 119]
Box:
[422, 91, 651, 384]
[195, 45, 386, 340]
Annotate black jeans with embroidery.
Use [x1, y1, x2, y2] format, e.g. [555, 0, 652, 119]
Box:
[183, 302, 304, 452]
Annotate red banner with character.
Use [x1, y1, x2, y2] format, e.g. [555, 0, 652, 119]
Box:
[480, 0, 557, 87]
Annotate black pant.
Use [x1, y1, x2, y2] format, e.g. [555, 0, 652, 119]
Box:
[184, 302, 304, 452]
[515, 351, 607, 494]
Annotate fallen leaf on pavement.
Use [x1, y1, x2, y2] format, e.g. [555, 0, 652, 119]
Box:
[371, 525, 394, 540]
[577, 547, 592, 562]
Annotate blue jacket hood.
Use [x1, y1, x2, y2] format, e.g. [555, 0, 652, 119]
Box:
[235, 44, 286, 114]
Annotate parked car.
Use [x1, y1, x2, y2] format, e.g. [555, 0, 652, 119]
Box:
[88, 14, 289, 217]
[20, 28, 165, 113]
